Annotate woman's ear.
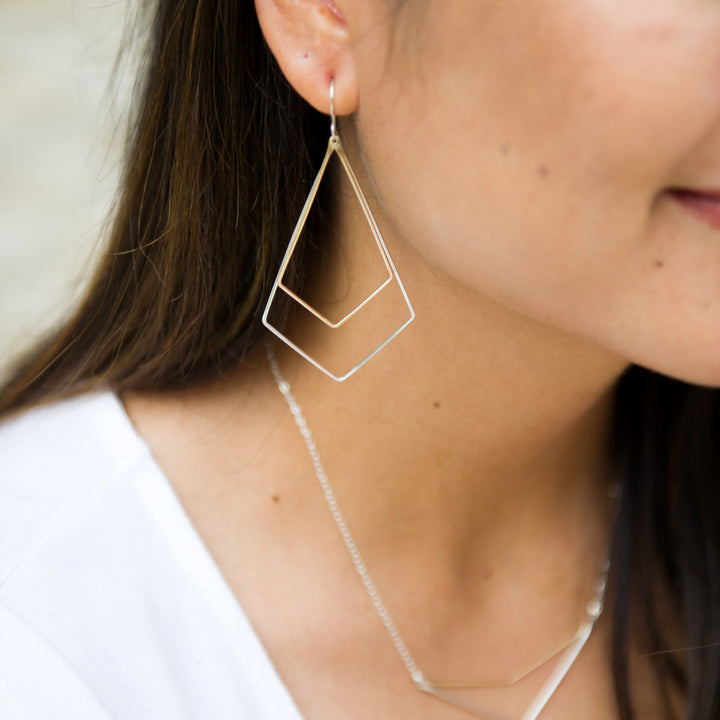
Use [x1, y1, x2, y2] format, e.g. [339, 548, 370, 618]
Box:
[254, 0, 358, 116]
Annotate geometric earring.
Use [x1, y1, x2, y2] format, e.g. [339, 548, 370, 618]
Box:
[262, 79, 415, 382]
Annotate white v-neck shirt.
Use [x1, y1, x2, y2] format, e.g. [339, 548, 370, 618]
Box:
[0, 392, 304, 719]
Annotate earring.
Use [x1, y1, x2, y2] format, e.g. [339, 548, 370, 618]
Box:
[262, 79, 414, 382]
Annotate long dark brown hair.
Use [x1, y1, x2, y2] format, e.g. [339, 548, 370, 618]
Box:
[1, 2, 718, 717]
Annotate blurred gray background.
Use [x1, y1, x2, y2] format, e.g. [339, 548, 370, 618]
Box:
[0, 0, 140, 381]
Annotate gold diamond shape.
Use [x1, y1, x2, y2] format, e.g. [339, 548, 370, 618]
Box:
[263, 133, 414, 381]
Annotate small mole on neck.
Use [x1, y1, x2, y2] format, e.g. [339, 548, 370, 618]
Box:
[433, 401, 441, 409]
[654, 259, 665, 268]
[271, 494, 281, 504]
[500, 142, 511, 156]
[537, 164, 548, 177]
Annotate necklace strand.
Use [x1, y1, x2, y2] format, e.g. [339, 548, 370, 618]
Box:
[266, 342, 614, 719]
[267, 344, 424, 682]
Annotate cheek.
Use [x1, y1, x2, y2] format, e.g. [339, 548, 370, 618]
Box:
[352, 2, 720, 383]
[363, 4, 718, 263]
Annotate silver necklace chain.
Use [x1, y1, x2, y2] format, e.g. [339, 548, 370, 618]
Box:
[266, 342, 614, 718]
[266, 343, 425, 682]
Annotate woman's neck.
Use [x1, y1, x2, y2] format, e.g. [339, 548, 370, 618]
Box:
[123, 241, 627, 691]
[268, 216, 626, 557]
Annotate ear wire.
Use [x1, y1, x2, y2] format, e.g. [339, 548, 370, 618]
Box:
[329, 78, 337, 139]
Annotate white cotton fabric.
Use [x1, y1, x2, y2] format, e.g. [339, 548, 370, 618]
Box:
[0, 392, 304, 720]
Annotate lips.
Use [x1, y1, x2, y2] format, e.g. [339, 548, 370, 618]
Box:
[668, 188, 720, 231]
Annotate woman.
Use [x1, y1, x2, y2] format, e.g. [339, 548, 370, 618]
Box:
[1, 0, 718, 717]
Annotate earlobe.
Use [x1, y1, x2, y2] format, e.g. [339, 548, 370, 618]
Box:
[254, 0, 358, 117]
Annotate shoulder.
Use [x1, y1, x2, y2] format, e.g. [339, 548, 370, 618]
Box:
[0, 602, 112, 718]
[0, 391, 142, 490]
[0, 392, 147, 584]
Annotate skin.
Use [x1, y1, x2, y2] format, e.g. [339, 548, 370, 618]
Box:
[344, 0, 720, 387]
[124, 0, 720, 716]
